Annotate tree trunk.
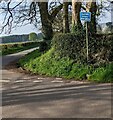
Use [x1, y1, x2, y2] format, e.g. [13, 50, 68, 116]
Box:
[86, 0, 97, 35]
[63, 2, 70, 33]
[72, 0, 82, 32]
[38, 2, 53, 40]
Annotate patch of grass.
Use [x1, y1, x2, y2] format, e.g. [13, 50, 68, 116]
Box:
[18, 49, 43, 68]
[68, 64, 90, 80]
[19, 47, 113, 83]
[88, 63, 113, 83]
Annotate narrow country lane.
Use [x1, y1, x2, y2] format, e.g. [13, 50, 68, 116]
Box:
[0, 48, 112, 118]
[1, 47, 39, 67]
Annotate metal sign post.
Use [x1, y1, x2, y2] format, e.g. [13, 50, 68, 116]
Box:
[80, 12, 91, 63]
[86, 22, 89, 62]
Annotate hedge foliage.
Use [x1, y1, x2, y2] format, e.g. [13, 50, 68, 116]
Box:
[88, 34, 113, 64]
[18, 33, 113, 82]
[0, 41, 47, 55]
[52, 33, 113, 64]
[0, 42, 38, 51]
[52, 33, 86, 63]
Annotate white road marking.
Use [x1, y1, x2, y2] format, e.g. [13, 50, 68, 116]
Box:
[15, 80, 25, 83]
[51, 80, 64, 83]
[0, 80, 10, 83]
[55, 78, 62, 80]
[37, 78, 46, 80]
[33, 80, 43, 83]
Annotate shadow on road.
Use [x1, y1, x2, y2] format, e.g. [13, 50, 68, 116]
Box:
[2, 81, 111, 106]
[1, 47, 112, 118]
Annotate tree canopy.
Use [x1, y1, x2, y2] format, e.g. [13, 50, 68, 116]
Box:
[0, 0, 112, 39]
[29, 32, 38, 41]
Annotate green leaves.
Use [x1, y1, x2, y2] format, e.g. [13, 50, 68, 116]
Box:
[29, 32, 38, 41]
[18, 33, 113, 83]
[52, 33, 86, 63]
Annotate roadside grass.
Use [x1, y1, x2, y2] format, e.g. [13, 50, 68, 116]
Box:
[88, 63, 113, 83]
[0, 42, 39, 56]
[19, 49, 43, 67]
[19, 48, 113, 83]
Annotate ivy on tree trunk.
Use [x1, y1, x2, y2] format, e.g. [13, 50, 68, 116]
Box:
[63, 2, 70, 33]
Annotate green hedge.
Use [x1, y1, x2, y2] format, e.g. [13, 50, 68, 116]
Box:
[52, 33, 86, 63]
[0, 41, 48, 55]
[88, 34, 113, 64]
[18, 33, 113, 83]
[52, 33, 113, 64]
[1, 42, 36, 50]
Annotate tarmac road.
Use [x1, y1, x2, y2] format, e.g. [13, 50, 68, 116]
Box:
[0, 48, 112, 118]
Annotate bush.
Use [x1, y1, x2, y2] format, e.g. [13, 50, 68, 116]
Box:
[88, 34, 113, 64]
[52, 33, 86, 63]
[52, 33, 113, 64]
[18, 33, 113, 83]
[88, 63, 113, 82]
[1, 42, 39, 50]
[29, 32, 38, 41]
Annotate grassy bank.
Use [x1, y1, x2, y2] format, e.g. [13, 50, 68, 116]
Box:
[19, 48, 113, 83]
[0, 42, 40, 55]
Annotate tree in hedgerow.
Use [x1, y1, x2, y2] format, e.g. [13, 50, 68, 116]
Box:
[29, 32, 38, 41]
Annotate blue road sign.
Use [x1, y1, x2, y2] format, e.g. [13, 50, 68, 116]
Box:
[80, 12, 91, 22]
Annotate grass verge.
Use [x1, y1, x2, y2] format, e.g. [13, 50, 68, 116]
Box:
[19, 48, 113, 83]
